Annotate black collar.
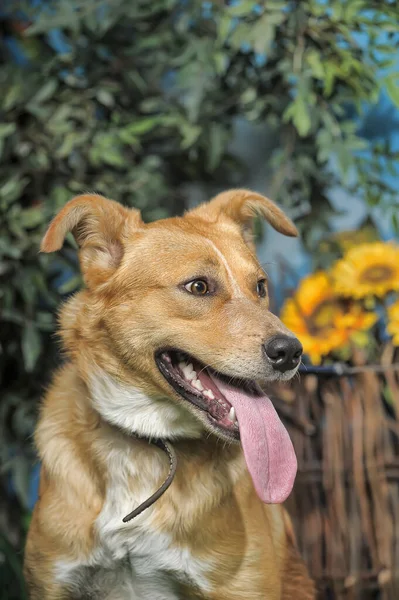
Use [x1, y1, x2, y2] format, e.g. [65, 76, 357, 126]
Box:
[122, 437, 177, 523]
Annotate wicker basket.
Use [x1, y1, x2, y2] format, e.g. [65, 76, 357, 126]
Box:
[273, 357, 399, 599]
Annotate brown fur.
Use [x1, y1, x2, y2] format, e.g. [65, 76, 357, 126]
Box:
[25, 189, 314, 599]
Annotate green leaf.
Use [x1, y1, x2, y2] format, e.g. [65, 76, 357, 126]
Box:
[2, 81, 23, 111]
[125, 117, 160, 136]
[334, 142, 354, 177]
[36, 311, 55, 331]
[251, 13, 284, 55]
[227, 1, 259, 16]
[0, 176, 29, 208]
[324, 63, 337, 96]
[56, 133, 80, 158]
[1, 309, 24, 325]
[103, 147, 126, 167]
[306, 51, 324, 79]
[343, 0, 366, 23]
[283, 97, 311, 137]
[21, 323, 41, 373]
[19, 207, 45, 229]
[392, 211, 399, 235]
[0, 123, 16, 139]
[347, 136, 368, 152]
[206, 124, 225, 172]
[0, 238, 22, 259]
[241, 87, 257, 105]
[214, 52, 229, 75]
[180, 123, 201, 149]
[30, 79, 58, 105]
[385, 76, 399, 108]
[97, 89, 115, 108]
[58, 275, 81, 295]
[217, 15, 232, 43]
[230, 23, 252, 49]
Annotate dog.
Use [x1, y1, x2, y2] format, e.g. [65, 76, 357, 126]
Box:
[24, 189, 315, 599]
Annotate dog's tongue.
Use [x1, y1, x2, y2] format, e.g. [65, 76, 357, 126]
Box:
[211, 376, 297, 503]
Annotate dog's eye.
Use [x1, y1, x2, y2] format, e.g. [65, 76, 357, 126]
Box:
[184, 280, 209, 296]
[257, 279, 267, 298]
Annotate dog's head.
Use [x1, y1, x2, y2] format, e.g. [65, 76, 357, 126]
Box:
[42, 190, 301, 502]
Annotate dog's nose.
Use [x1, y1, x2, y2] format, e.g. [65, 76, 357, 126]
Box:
[264, 335, 303, 373]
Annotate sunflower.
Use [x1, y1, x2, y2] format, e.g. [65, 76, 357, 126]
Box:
[281, 272, 377, 364]
[387, 300, 399, 346]
[332, 241, 399, 299]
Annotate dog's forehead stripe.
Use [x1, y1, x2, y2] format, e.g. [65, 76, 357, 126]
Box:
[131, 226, 252, 297]
[203, 238, 246, 299]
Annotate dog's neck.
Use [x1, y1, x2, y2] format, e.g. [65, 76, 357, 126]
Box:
[88, 368, 205, 441]
[85, 370, 246, 524]
[37, 362, 246, 537]
[85, 372, 181, 523]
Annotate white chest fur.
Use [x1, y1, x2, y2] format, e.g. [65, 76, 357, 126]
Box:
[97, 445, 211, 590]
[55, 434, 212, 599]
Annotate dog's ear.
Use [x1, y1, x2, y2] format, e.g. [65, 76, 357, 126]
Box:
[189, 189, 297, 246]
[41, 194, 143, 287]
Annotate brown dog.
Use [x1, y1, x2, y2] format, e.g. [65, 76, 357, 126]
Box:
[24, 189, 314, 599]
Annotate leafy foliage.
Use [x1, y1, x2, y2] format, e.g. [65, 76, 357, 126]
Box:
[1, 1, 398, 596]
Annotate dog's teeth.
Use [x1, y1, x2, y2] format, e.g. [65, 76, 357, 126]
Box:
[204, 390, 215, 400]
[179, 361, 188, 371]
[192, 379, 204, 391]
[182, 365, 196, 381]
[228, 407, 236, 423]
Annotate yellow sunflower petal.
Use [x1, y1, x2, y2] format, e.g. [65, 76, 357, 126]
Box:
[332, 241, 399, 299]
[281, 270, 378, 363]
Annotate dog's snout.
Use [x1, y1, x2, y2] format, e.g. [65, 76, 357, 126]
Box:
[264, 335, 303, 373]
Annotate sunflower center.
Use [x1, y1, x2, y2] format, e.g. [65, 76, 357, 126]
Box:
[307, 299, 344, 335]
[360, 265, 394, 283]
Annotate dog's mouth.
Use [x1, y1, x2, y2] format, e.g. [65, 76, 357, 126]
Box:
[156, 349, 256, 440]
[156, 348, 298, 505]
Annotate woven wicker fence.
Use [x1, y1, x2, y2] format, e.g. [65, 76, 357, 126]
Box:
[273, 357, 399, 599]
